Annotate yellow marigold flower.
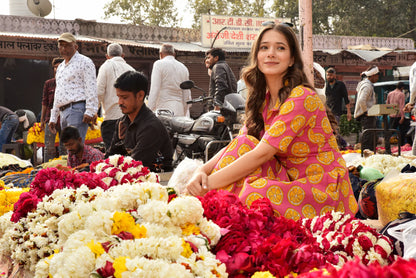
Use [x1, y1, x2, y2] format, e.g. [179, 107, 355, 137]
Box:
[87, 240, 105, 258]
[252, 271, 276, 278]
[113, 256, 129, 278]
[0, 187, 29, 216]
[181, 239, 193, 258]
[129, 224, 147, 239]
[181, 223, 201, 236]
[112, 211, 135, 235]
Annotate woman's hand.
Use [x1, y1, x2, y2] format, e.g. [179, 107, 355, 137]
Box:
[185, 170, 209, 196]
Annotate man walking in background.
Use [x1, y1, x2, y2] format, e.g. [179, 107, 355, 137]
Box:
[354, 66, 379, 151]
[386, 82, 408, 147]
[49, 32, 98, 143]
[148, 44, 191, 117]
[325, 67, 351, 123]
[205, 48, 237, 111]
[97, 43, 134, 150]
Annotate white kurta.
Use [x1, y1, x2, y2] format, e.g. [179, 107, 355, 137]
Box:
[97, 56, 135, 121]
[148, 56, 191, 117]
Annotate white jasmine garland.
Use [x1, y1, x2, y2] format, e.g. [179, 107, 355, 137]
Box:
[124, 257, 194, 278]
[197, 218, 221, 246]
[49, 246, 96, 278]
[168, 196, 204, 226]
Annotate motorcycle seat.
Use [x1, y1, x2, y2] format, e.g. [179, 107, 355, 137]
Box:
[170, 117, 194, 133]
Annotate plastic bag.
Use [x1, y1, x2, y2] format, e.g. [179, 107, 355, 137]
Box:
[168, 157, 203, 194]
[388, 218, 416, 259]
[376, 170, 416, 226]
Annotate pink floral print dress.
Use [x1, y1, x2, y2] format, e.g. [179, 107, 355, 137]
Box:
[212, 86, 358, 220]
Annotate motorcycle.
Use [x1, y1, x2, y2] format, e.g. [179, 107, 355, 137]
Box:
[156, 80, 245, 167]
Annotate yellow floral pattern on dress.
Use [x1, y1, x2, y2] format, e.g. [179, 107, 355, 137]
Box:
[285, 208, 301, 220]
[326, 183, 339, 201]
[238, 144, 252, 156]
[227, 137, 239, 152]
[320, 205, 335, 215]
[288, 186, 305, 205]
[306, 164, 324, 184]
[245, 192, 263, 207]
[302, 204, 317, 218]
[290, 115, 306, 133]
[278, 136, 293, 153]
[289, 87, 305, 97]
[266, 185, 283, 205]
[311, 187, 328, 204]
[219, 155, 236, 169]
[267, 167, 276, 179]
[341, 179, 350, 197]
[291, 142, 310, 156]
[250, 178, 268, 189]
[268, 120, 286, 137]
[317, 151, 335, 165]
[212, 85, 358, 220]
[349, 195, 358, 212]
[304, 95, 320, 112]
[280, 100, 295, 115]
[336, 201, 345, 213]
[321, 117, 333, 134]
[288, 157, 308, 164]
[287, 167, 299, 180]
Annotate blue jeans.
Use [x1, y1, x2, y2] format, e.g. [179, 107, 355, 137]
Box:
[60, 102, 88, 142]
[0, 114, 19, 152]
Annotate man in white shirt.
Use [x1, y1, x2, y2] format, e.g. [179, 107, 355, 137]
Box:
[49, 32, 98, 142]
[97, 43, 135, 150]
[148, 44, 191, 117]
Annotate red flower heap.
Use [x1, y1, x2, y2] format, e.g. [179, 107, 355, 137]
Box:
[199, 190, 337, 277]
[11, 168, 107, 222]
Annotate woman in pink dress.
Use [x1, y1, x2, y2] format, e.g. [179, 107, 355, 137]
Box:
[186, 23, 358, 220]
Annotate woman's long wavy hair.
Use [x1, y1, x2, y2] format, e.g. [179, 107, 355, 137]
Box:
[241, 24, 314, 139]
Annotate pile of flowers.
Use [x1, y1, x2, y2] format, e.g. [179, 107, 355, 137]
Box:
[198, 190, 396, 278]
[301, 211, 395, 265]
[0, 181, 29, 217]
[91, 154, 159, 187]
[27, 117, 103, 145]
[0, 183, 226, 277]
[358, 154, 412, 175]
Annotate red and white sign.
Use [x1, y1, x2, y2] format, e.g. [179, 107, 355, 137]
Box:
[201, 14, 286, 49]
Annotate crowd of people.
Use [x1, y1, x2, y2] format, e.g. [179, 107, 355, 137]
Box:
[0, 26, 415, 219]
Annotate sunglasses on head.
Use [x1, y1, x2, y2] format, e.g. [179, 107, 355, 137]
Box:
[261, 21, 294, 28]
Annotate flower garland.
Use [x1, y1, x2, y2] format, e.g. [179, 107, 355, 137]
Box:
[198, 190, 396, 278]
[90, 154, 159, 186]
[301, 210, 395, 266]
[27, 117, 103, 144]
[0, 182, 225, 277]
[0, 184, 29, 217]
[199, 190, 338, 278]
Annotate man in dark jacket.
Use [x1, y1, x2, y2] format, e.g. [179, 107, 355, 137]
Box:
[106, 71, 173, 172]
[205, 48, 237, 110]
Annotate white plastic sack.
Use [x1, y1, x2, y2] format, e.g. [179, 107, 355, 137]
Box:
[388, 219, 416, 259]
[168, 157, 203, 194]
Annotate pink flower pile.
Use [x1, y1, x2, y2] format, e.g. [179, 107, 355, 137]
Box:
[199, 190, 338, 278]
[11, 168, 108, 222]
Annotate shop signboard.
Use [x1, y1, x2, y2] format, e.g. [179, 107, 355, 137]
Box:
[201, 14, 286, 49]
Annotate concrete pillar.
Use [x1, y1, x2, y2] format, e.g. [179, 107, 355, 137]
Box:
[299, 0, 314, 85]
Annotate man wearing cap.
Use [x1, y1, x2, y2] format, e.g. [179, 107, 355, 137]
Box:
[48, 32, 98, 143]
[354, 65, 379, 151]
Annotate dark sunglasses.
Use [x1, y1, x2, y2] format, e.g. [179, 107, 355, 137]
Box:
[261, 21, 294, 28]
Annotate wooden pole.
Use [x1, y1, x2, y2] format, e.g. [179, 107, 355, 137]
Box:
[299, 0, 314, 84]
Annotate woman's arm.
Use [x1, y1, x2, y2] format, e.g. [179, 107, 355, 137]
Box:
[207, 141, 277, 190]
[186, 141, 277, 196]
